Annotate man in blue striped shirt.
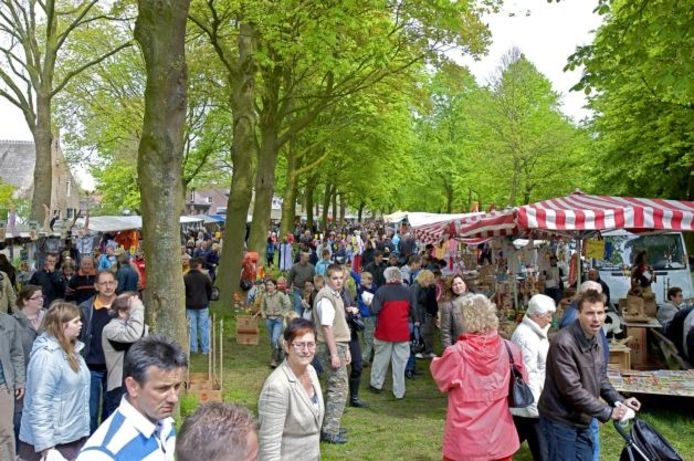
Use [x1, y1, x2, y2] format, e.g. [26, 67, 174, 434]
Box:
[76, 334, 188, 461]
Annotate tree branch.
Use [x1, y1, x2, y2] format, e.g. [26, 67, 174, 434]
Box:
[52, 41, 133, 96]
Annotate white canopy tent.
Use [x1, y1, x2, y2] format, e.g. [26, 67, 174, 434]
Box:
[74, 215, 204, 233]
[384, 211, 483, 228]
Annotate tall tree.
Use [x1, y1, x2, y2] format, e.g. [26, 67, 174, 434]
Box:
[134, 0, 191, 339]
[567, 0, 693, 200]
[0, 0, 131, 220]
[190, 3, 258, 310]
[245, 0, 493, 254]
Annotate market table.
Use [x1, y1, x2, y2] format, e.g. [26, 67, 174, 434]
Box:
[607, 368, 694, 398]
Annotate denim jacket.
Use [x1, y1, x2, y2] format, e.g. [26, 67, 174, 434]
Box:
[19, 333, 90, 452]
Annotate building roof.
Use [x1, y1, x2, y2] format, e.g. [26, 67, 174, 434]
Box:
[0, 139, 35, 196]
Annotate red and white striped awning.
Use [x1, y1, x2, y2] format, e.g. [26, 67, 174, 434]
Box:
[416, 191, 694, 241]
[517, 191, 694, 231]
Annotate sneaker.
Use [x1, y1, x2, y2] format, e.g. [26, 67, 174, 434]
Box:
[427, 352, 437, 359]
[415, 353, 424, 359]
[321, 431, 347, 444]
[405, 371, 415, 379]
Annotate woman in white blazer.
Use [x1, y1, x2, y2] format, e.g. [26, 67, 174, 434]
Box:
[510, 293, 556, 461]
[258, 318, 324, 461]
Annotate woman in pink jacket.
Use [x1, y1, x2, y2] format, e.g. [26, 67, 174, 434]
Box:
[431, 294, 527, 461]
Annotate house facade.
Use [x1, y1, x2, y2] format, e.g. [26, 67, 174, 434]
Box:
[0, 138, 82, 218]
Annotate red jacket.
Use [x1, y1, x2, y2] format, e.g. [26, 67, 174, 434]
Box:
[431, 332, 525, 461]
[372, 282, 417, 342]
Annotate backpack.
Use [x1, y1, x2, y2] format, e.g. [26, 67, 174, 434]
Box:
[663, 306, 693, 358]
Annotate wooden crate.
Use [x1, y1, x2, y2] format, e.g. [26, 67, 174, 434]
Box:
[625, 325, 648, 369]
[609, 346, 631, 371]
[237, 332, 260, 345]
[236, 314, 260, 345]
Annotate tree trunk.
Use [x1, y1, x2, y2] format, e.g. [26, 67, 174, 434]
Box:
[280, 140, 298, 239]
[134, 0, 191, 342]
[321, 182, 332, 230]
[248, 125, 279, 254]
[30, 93, 53, 221]
[305, 180, 315, 228]
[357, 201, 365, 222]
[331, 189, 337, 224]
[339, 193, 346, 221]
[445, 182, 454, 214]
[215, 23, 257, 312]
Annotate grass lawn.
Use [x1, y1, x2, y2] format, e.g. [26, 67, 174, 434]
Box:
[182, 308, 694, 461]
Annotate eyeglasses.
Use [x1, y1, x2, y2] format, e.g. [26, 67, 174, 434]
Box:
[291, 342, 316, 351]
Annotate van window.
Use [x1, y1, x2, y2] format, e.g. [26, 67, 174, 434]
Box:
[594, 234, 686, 271]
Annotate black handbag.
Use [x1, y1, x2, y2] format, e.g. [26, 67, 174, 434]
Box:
[347, 313, 365, 332]
[504, 340, 534, 408]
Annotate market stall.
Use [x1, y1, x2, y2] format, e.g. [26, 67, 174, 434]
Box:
[412, 191, 694, 377]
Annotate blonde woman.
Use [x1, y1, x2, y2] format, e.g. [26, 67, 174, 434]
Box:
[431, 294, 526, 461]
[19, 302, 90, 461]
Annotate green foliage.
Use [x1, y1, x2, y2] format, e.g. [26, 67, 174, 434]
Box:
[399, 52, 593, 213]
[568, 0, 694, 200]
[91, 156, 141, 215]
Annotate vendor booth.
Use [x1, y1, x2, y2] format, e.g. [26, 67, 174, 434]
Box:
[410, 191, 694, 394]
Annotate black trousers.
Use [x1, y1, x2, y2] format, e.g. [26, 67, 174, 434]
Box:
[513, 415, 548, 461]
[349, 332, 363, 380]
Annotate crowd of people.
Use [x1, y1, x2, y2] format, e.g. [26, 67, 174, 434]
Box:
[0, 219, 690, 461]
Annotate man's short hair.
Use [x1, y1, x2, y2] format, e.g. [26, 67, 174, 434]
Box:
[190, 257, 205, 268]
[96, 269, 116, 283]
[407, 255, 421, 266]
[326, 263, 343, 277]
[577, 289, 606, 312]
[123, 334, 188, 385]
[176, 403, 258, 461]
[667, 287, 682, 301]
[374, 250, 383, 258]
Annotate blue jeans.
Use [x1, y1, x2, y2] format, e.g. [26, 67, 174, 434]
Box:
[292, 287, 304, 316]
[187, 307, 210, 353]
[541, 417, 594, 461]
[590, 418, 600, 461]
[266, 317, 283, 349]
[89, 369, 108, 434]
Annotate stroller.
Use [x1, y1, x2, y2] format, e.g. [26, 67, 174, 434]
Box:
[615, 418, 683, 461]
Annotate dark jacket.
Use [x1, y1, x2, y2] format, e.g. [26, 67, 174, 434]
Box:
[79, 295, 107, 365]
[65, 274, 96, 305]
[116, 264, 139, 294]
[364, 260, 387, 288]
[29, 270, 65, 307]
[538, 320, 623, 428]
[184, 269, 212, 309]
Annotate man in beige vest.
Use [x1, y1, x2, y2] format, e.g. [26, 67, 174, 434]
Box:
[312, 263, 351, 444]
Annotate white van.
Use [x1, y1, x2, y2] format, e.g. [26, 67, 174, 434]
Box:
[593, 231, 693, 307]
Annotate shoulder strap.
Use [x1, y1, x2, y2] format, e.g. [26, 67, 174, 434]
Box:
[503, 340, 515, 366]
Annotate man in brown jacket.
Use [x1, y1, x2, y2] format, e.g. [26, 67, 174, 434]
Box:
[538, 289, 641, 461]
